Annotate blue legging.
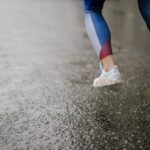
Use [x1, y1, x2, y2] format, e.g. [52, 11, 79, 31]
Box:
[83, 0, 150, 60]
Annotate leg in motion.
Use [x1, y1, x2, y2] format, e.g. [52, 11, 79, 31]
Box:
[138, 0, 150, 30]
[83, 0, 122, 87]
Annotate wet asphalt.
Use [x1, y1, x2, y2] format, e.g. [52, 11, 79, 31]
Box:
[0, 0, 150, 150]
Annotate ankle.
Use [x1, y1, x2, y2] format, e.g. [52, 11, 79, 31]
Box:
[103, 63, 115, 72]
[101, 55, 115, 72]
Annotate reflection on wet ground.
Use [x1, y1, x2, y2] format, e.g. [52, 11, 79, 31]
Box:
[0, 0, 149, 149]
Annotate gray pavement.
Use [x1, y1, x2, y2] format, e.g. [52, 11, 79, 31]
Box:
[0, 0, 150, 149]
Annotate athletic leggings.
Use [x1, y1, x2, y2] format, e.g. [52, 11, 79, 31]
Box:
[83, 0, 150, 60]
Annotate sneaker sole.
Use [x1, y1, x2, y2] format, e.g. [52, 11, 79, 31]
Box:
[93, 77, 123, 88]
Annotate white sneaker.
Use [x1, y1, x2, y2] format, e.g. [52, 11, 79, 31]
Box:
[93, 64, 123, 88]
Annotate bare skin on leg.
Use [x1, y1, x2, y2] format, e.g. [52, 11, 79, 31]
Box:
[101, 55, 115, 72]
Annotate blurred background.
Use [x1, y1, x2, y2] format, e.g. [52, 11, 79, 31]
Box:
[0, 0, 149, 150]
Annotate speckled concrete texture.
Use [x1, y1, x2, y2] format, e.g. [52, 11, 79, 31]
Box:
[0, 0, 150, 150]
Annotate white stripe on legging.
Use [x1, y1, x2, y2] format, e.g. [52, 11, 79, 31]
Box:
[85, 13, 101, 57]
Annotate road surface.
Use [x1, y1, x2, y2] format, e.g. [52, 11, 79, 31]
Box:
[0, 0, 150, 149]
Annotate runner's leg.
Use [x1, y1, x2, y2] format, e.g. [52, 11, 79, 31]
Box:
[83, 0, 113, 62]
[83, 0, 122, 87]
[138, 0, 150, 30]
